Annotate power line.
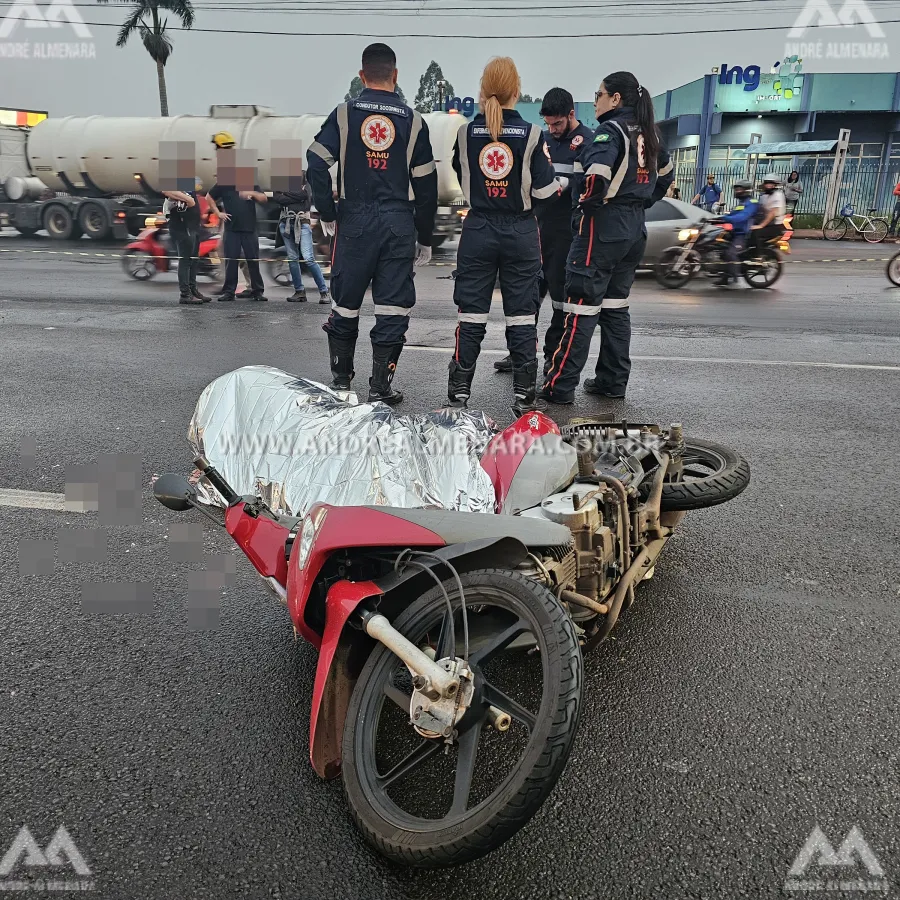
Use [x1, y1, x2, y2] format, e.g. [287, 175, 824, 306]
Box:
[64, 16, 900, 35]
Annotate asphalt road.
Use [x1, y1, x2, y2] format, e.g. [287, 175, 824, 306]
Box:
[1, 233, 899, 899]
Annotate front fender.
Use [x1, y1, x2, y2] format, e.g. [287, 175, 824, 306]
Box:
[308, 536, 528, 779]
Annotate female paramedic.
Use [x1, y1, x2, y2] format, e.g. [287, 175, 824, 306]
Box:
[541, 71, 673, 404]
[448, 56, 565, 414]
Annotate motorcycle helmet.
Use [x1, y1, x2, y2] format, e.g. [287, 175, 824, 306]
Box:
[762, 174, 782, 188]
[733, 179, 752, 196]
[211, 131, 236, 149]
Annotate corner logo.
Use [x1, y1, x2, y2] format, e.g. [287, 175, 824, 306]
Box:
[784, 825, 889, 893]
[0, 826, 91, 877]
[0, 0, 91, 39]
[788, 0, 885, 38]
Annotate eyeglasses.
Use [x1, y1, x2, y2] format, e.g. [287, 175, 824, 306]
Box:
[594, 88, 609, 102]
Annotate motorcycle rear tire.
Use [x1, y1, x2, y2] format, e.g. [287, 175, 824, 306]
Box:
[342, 568, 582, 867]
[661, 439, 751, 511]
[742, 248, 782, 289]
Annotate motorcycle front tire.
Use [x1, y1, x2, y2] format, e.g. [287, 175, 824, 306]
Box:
[654, 247, 700, 289]
[341, 568, 583, 868]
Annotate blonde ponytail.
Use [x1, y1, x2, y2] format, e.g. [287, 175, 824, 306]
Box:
[483, 95, 504, 142]
[479, 57, 521, 142]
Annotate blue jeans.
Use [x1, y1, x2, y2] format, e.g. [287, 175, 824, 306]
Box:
[279, 219, 328, 293]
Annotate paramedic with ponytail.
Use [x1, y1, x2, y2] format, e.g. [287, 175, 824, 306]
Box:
[542, 71, 673, 403]
[448, 56, 564, 414]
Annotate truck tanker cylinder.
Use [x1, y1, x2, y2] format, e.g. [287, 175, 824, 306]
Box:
[25, 111, 465, 204]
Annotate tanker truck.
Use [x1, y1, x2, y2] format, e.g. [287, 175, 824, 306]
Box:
[0, 104, 468, 244]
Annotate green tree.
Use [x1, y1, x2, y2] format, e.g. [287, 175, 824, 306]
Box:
[414, 61, 455, 113]
[345, 77, 407, 104]
[116, 0, 195, 117]
[519, 94, 542, 104]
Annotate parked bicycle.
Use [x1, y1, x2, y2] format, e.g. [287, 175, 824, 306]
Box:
[823, 205, 889, 243]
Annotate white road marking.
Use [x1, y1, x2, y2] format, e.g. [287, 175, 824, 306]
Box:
[0, 489, 86, 512]
[404, 345, 900, 371]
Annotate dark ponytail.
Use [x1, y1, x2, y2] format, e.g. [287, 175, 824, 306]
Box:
[601, 70, 660, 171]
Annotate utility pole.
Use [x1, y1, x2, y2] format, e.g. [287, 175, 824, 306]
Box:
[437, 79, 445, 112]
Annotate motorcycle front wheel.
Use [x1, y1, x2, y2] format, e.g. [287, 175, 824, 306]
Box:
[121, 249, 156, 280]
[886, 252, 900, 286]
[342, 568, 583, 867]
[742, 248, 783, 289]
[654, 247, 700, 289]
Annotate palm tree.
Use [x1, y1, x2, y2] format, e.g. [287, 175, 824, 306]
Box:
[116, 0, 195, 116]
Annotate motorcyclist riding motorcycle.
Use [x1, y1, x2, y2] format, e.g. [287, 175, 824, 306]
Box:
[715, 179, 758, 286]
[752, 174, 787, 249]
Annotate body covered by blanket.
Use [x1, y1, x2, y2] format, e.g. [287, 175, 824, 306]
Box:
[188, 366, 498, 515]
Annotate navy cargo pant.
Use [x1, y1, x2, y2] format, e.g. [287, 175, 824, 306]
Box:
[538, 211, 574, 310]
[453, 211, 541, 369]
[543, 207, 646, 401]
[323, 201, 416, 346]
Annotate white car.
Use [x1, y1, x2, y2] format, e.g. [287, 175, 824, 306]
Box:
[642, 198, 713, 268]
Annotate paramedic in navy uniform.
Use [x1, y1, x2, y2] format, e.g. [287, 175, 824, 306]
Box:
[307, 42, 438, 405]
[542, 71, 673, 403]
[448, 56, 566, 414]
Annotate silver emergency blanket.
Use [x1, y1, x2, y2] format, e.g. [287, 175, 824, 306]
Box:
[187, 365, 498, 515]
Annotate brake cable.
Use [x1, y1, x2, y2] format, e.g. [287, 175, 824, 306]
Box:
[393, 549, 469, 662]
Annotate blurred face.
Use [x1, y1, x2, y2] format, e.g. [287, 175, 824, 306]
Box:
[594, 83, 620, 118]
[543, 111, 574, 138]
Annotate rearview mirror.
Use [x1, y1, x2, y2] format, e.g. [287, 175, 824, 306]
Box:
[153, 473, 197, 512]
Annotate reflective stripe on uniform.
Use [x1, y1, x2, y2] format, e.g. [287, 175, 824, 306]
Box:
[309, 141, 335, 167]
[336, 102, 349, 200]
[601, 298, 629, 309]
[457, 121, 471, 206]
[505, 314, 536, 326]
[605, 120, 630, 202]
[458, 312, 489, 323]
[375, 305, 413, 317]
[659, 159, 674, 176]
[407, 111, 423, 201]
[573, 161, 584, 173]
[411, 160, 436, 178]
[585, 163, 613, 180]
[554, 162, 575, 174]
[331, 302, 360, 318]
[532, 180, 559, 200]
[552, 299, 602, 316]
[520, 125, 541, 211]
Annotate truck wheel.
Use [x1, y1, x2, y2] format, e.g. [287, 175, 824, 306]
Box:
[78, 202, 111, 241]
[43, 205, 82, 241]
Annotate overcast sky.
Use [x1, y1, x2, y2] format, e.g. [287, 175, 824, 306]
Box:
[1, 0, 899, 117]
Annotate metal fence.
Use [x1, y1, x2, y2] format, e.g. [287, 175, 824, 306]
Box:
[671, 162, 900, 220]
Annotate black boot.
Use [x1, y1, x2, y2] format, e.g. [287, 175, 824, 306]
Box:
[493, 354, 513, 373]
[327, 335, 356, 390]
[367, 343, 404, 405]
[512, 360, 546, 416]
[447, 359, 476, 407]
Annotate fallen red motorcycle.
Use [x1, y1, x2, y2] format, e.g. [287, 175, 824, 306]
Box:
[154, 383, 750, 867]
[121, 216, 221, 281]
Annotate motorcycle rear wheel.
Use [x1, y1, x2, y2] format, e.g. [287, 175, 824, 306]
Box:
[661, 439, 751, 511]
[342, 568, 583, 867]
[654, 247, 700, 289]
[742, 248, 782, 289]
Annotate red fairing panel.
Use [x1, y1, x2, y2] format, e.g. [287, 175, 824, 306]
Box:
[225, 503, 291, 586]
[480, 411, 560, 512]
[287, 504, 446, 647]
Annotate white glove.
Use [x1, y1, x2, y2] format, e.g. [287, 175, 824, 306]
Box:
[556, 176, 569, 192]
[320, 220, 336, 238]
[415, 243, 432, 267]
